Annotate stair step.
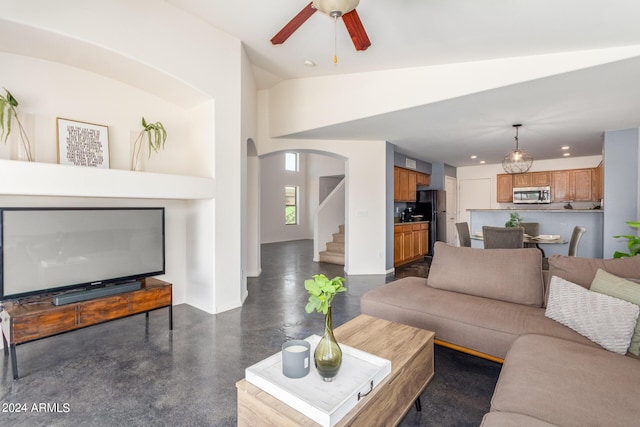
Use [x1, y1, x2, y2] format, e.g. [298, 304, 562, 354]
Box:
[338, 224, 345, 234]
[332, 233, 345, 243]
[319, 251, 345, 265]
[326, 242, 345, 253]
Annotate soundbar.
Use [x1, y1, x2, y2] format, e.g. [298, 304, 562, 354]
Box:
[54, 281, 142, 306]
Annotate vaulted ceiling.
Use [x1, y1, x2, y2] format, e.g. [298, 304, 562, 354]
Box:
[168, 0, 640, 167]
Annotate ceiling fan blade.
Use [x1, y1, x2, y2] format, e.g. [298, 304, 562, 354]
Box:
[271, 2, 317, 45]
[342, 9, 371, 51]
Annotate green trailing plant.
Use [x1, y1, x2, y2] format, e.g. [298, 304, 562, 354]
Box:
[130, 117, 167, 170]
[0, 87, 34, 161]
[304, 274, 347, 315]
[505, 212, 522, 228]
[613, 221, 640, 258]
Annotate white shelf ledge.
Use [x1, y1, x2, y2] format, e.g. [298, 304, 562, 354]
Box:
[0, 160, 214, 200]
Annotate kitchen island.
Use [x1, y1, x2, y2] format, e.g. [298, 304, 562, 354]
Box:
[468, 209, 604, 258]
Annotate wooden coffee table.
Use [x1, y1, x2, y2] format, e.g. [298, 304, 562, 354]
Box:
[236, 314, 435, 426]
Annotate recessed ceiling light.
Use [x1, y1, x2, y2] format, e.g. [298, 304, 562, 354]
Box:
[470, 155, 477, 159]
[561, 146, 570, 150]
[480, 160, 486, 164]
[563, 153, 571, 157]
[303, 59, 316, 67]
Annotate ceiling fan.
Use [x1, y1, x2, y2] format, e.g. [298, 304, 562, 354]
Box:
[270, 0, 371, 52]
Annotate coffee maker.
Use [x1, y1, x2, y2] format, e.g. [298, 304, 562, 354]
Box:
[402, 207, 414, 222]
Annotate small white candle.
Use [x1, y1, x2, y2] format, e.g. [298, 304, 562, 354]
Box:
[285, 345, 308, 353]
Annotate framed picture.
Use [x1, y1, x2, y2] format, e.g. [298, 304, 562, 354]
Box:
[56, 118, 110, 168]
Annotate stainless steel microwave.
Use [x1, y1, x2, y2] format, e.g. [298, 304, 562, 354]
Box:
[513, 186, 551, 204]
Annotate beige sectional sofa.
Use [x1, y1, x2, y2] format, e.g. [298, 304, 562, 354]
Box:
[361, 241, 640, 426]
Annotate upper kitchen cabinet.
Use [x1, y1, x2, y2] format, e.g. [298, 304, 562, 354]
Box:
[551, 168, 602, 202]
[416, 172, 430, 186]
[394, 166, 430, 202]
[512, 171, 550, 188]
[498, 167, 601, 203]
[496, 174, 514, 203]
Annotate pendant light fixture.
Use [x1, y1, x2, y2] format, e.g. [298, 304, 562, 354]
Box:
[502, 124, 533, 174]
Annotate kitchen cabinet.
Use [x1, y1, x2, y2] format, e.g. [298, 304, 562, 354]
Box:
[394, 222, 429, 267]
[512, 171, 550, 188]
[551, 170, 570, 202]
[512, 173, 530, 188]
[416, 172, 430, 186]
[496, 174, 514, 203]
[551, 168, 598, 202]
[394, 166, 430, 202]
[592, 164, 603, 202]
[499, 168, 600, 203]
[531, 171, 550, 186]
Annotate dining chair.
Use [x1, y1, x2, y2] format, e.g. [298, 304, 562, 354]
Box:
[520, 222, 544, 256]
[455, 222, 471, 247]
[568, 226, 586, 256]
[482, 226, 524, 249]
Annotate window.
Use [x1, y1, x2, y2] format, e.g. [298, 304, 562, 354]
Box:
[285, 152, 298, 172]
[285, 185, 298, 225]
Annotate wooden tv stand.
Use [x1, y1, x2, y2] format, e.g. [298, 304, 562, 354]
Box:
[0, 278, 172, 380]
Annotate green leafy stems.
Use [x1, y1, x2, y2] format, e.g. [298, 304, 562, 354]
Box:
[613, 221, 640, 258]
[130, 117, 167, 170]
[505, 212, 522, 228]
[0, 88, 34, 161]
[304, 274, 347, 315]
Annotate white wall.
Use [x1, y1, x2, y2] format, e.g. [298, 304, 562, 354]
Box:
[0, 52, 197, 174]
[257, 90, 388, 274]
[0, 0, 247, 314]
[260, 152, 310, 243]
[267, 48, 640, 138]
[306, 153, 346, 234]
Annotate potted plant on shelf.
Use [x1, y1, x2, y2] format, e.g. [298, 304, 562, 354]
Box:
[130, 116, 167, 171]
[0, 87, 34, 161]
[613, 221, 640, 258]
[305, 274, 347, 382]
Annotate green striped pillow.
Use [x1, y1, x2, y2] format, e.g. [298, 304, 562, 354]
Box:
[591, 269, 640, 356]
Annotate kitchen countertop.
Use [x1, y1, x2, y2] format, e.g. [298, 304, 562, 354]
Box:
[394, 220, 430, 225]
[467, 209, 603, 213]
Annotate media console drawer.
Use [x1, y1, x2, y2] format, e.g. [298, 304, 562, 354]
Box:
[1, 278, 172, 379]
[12, 306, 78, 343]
[78, 296, 130, 326]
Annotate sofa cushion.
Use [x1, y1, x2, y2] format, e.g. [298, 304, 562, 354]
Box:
[481, 412, 558, 427]
[428, 242, 544, 307]
[590, 269, 640, 356]
[361, 276, 597, 359]
[491, 334, 640, 427]
[545, 254, 640, 304]
[545, 275, 639, 354]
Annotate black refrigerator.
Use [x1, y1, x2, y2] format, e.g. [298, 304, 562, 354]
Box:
[416, 190, 447, 256]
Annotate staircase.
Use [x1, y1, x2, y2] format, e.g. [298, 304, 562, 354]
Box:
[319, 224, 345, 265]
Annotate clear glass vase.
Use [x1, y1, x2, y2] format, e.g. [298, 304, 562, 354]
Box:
[314, 306, 342, 381]
[130, 130, 146, 171]
[9, 111, 35, 162]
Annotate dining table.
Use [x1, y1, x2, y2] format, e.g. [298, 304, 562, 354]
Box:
[470, 233, 567, 245]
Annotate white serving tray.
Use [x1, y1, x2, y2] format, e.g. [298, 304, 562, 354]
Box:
[245, 334, 392, 427]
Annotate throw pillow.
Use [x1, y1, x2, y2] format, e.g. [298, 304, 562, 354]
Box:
[544, 254, 640, 306]
[590, 269, 640, 356]
[545, 275, 639, 354]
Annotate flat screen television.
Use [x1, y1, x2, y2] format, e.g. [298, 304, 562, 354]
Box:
[0, 207, 165, 301]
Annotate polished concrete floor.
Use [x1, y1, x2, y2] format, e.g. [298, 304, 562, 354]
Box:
[0, 240, 500, 426]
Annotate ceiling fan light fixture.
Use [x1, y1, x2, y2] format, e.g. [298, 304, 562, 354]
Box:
[502, 124, 533, 174]
[312, 0, 360, 16]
